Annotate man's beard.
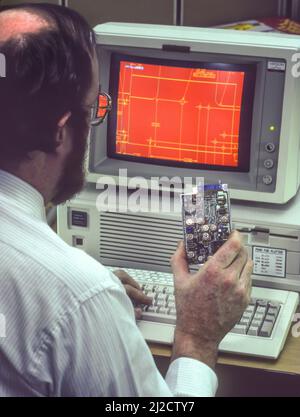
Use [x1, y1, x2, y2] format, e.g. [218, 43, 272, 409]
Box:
[52, 112, 90, 205]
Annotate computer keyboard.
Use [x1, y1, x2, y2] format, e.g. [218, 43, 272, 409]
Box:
[107, 267, 299, 359]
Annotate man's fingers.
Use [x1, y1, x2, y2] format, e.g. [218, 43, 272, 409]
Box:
[125, 285, 153, 306]
[134, 308, 143, 320]
[213, 230, 243, 269]
[238, 258, 253, 300]
[226, 246, 249, 280]
[113, 269, 141, 290]
[171, 241, 190, 283]
[113, 269, 153, 306]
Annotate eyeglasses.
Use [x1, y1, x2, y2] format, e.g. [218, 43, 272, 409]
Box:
[90, 91, 112, 126]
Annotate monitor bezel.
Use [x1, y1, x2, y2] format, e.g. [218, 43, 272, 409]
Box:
[107, 53, 257, 173]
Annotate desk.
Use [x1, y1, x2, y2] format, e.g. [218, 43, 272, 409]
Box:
[150, 328, 300, 375]
[150, 308, 300, 396]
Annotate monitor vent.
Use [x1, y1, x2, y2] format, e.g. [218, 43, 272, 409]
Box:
[99, 211, 183, 269]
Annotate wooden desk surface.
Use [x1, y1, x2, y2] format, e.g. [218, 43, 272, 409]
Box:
[150, 312, 300, 376]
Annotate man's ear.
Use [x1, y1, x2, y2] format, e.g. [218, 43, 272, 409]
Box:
[57, 111, 72, 128]
[55, 112, 72, 150]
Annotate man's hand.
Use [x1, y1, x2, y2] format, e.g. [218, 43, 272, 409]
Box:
[113, 269, 153, 319]
[171, 231, 253, 369]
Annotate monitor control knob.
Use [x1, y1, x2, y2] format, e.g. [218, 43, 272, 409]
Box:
[264, 159, 274, 169]
[263, 175, 273, 185]
[265, 143, 276, 153]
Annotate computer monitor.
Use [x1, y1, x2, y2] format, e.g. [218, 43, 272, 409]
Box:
[87, 23, 300, 204]
[108, 55, 254, 172]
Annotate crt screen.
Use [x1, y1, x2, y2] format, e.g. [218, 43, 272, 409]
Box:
[113, 59, 247, 168]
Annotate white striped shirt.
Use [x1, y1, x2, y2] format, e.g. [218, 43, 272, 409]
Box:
[0, 169, 218, 397]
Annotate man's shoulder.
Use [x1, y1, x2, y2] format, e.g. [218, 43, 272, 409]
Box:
[50, 240, 123, 300]
[0, 219, 123, 304]
[0, 227, 126, 396]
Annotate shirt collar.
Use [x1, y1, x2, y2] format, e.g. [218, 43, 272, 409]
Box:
[0, 169, 46, 221]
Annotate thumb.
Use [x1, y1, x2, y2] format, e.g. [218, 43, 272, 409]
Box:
[171, 241, 190, 283]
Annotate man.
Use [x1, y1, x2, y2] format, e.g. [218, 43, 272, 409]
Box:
[0, 3, 253, 396]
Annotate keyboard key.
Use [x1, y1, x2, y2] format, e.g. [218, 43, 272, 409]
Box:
[240, 319, 250, 326]
[158, 307, 170, 315]
[252, 319, 262, 326]
[265, 314, 276, 323]
[231, 324, 247, 335]
[157, 293, 167, 303]
[259, 320, 275, 337]
[169, 308, 176, 316]
[156, 300, 166, 307]
[256, 306, 267, 315]
[268, 302, 281, 309]
[146, 306, 158, 313]
[253, 313, 264, 322]
[146, 292, 156, 300]
[267, 307, 280, 317]
[257, 300, 268, 307]
[245, 305, 255, 313]
[242, 312, 254, 320]
[167, 301, 176, 309]
[248, 326, 259, 336]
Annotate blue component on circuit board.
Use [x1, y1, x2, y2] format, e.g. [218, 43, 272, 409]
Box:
[204, 184, 224, 192]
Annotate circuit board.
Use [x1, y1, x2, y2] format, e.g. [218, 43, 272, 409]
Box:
[182, 183, 231, 265]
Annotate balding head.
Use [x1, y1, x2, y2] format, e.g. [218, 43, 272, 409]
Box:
[0, 9, 52, 43]
[0, 3, 98, 204]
